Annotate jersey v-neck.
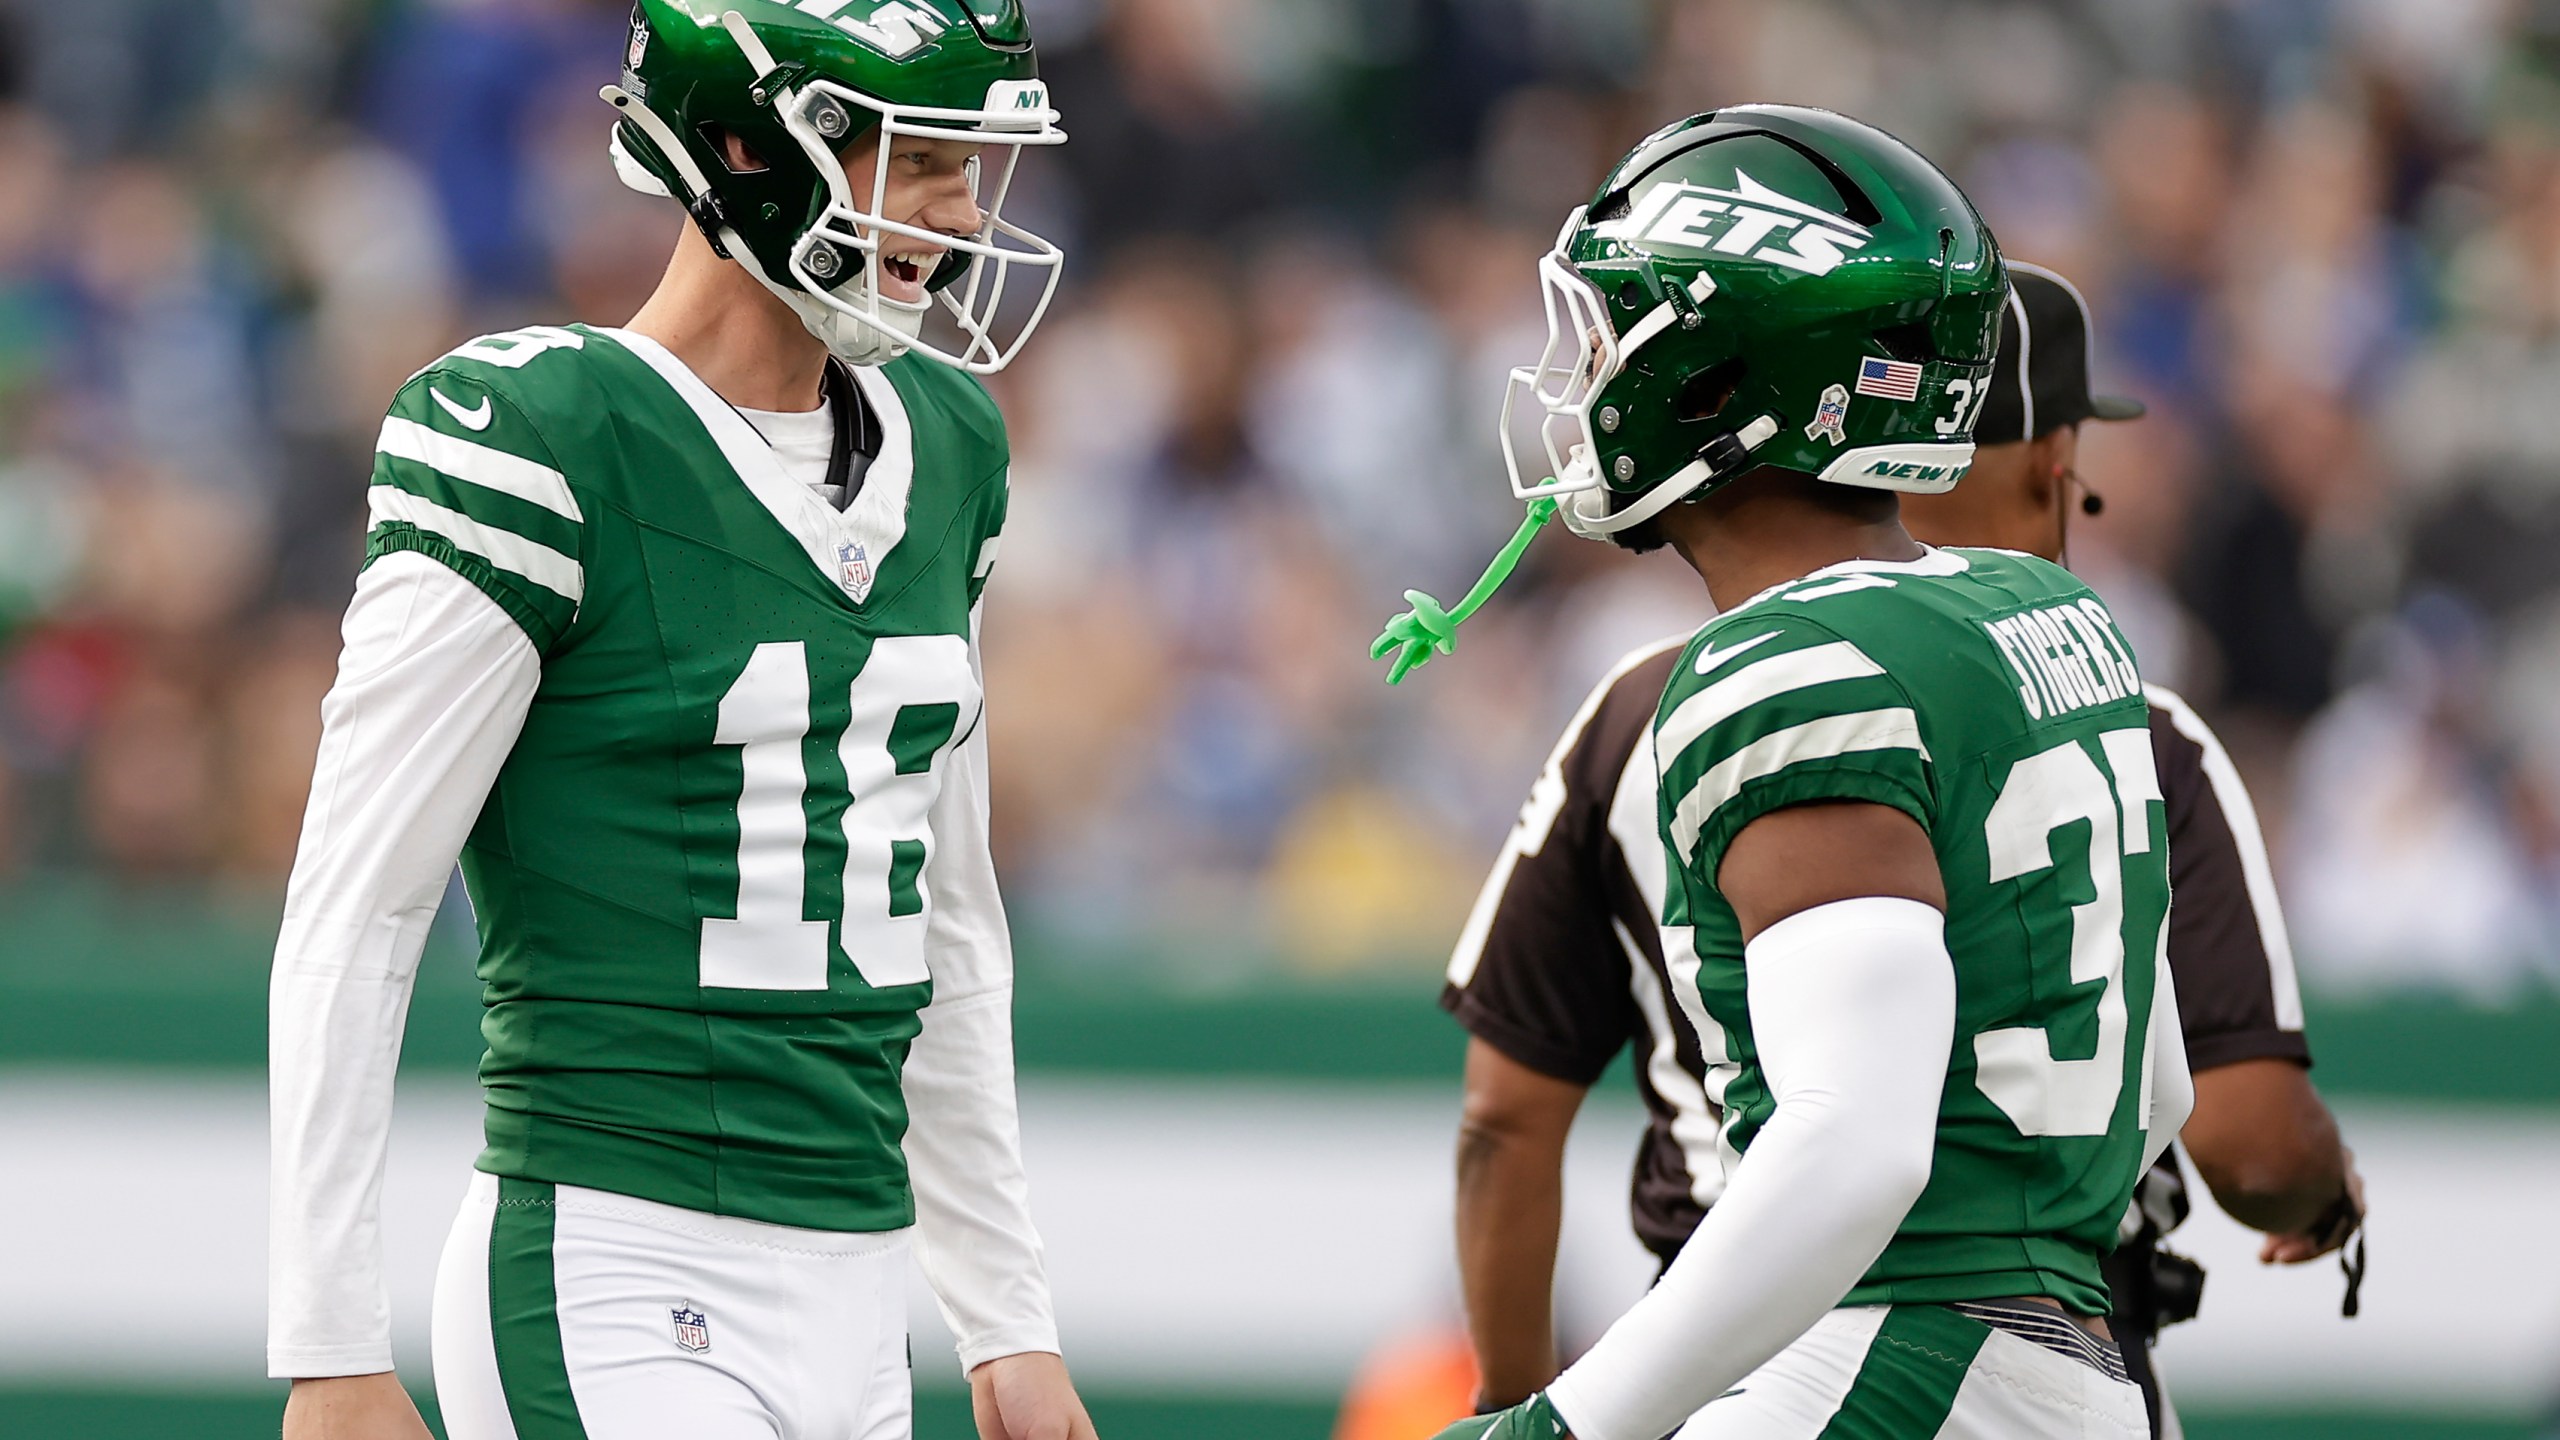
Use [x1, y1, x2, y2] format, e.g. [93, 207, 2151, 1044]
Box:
[735, 397, 836, 499]
[594, 326, 916, 606]
[736, 359, 885, 511]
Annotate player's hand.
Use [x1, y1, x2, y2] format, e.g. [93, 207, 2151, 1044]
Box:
[1429, 1392, 1572, 1439]
[280, 1373, 435, 1440]
[2260, 1147, 2366, 1264]
[969, 1350, 1099, 1440]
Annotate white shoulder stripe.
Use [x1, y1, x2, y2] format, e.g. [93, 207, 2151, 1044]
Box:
[1667, 707, 1927, 863]
[376, 416, 582, 522]
[2147, 683, 2302, 1030]
[1655, 641, 1886, 778]
[368, 486, 583, 604]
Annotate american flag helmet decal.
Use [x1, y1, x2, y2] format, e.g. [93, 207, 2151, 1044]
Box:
[1854, 356, 1925, 402]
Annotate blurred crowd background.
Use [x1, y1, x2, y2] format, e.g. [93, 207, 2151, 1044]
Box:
[1, 0, 2556, 998]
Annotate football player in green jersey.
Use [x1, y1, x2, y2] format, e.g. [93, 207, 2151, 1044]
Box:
[267, 5, 1093, 1440]
[1389, 107, 2191, 1439]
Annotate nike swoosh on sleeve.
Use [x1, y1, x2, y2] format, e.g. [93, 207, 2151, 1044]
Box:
[1693, 629, 1782, 674]
[430, 386, 495, 431]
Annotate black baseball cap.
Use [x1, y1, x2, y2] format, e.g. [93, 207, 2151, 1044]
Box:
[1971, 262, 2146, 447]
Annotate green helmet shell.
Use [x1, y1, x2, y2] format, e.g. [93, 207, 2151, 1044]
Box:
[606, 0, 1065, 371]
[1505, 104, 2006, 540]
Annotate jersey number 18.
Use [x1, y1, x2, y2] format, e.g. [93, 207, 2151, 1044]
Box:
[701, 637, 975, 993]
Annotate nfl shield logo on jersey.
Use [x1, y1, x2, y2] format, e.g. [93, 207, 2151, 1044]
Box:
[837, 540, 874, 602]
[672, 1303, 710, 1354]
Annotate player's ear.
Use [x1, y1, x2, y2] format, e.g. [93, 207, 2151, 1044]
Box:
[2021, 430, 2064, 515]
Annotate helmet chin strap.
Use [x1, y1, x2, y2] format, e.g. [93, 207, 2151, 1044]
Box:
[1562, 414, 1781, 540]
[764, 272, 924, 367]
[604, 95, 925, 367]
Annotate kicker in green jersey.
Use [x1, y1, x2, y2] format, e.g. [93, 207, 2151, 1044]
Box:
[1654, 545, 2170, 1315]
[365, 322, 1008, 1232]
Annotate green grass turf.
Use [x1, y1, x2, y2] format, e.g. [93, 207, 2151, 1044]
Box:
[0, 1383, 1343, 1439]
[0, 1384, 2538, 1440]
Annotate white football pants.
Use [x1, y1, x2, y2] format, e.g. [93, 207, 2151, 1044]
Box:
[431, 1172, 912, 1440]
[1671, 1305, 2149, 1439]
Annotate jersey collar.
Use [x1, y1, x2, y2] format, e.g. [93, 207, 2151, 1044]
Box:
[598, 326, 916, 606]
[1719, 544, 1973, 619]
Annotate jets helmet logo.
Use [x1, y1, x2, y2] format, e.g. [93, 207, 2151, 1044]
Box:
[793, 0, 948, 59]
[1594, 171, 1874, 276]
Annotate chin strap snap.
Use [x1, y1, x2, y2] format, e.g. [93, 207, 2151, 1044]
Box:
[1369, 498, 1558, 685]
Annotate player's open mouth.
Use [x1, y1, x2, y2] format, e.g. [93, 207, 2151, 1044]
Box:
[877, 244, 944, 303]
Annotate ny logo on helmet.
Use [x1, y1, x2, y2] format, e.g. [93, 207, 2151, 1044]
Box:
[793, 0, 947, 59]
[1593, 170, 1873, 277]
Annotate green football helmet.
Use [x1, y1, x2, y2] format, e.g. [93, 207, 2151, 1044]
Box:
[1504, 104, 2006, 541]
[603, 0, 1064, 372]
[1373, 106, 2005, 682]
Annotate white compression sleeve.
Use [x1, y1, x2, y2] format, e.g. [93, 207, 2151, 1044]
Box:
[902, 606, 1060, 1371]
[268, 554, 540, 1378]
[1544, 897, 1955, 1440]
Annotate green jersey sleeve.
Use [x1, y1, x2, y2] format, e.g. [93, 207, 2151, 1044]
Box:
[964, 476, 1005, 612]
[363, 348, 587, 652]
[1655, 611, 1937, 887]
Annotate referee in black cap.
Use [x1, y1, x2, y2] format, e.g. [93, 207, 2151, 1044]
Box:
[1442, 261, 2364, 1440]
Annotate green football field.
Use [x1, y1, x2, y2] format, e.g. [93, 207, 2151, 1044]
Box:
[0, 1385, 2538, 1440]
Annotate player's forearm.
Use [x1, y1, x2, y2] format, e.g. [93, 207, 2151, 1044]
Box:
[2184, 1058, 2345, 1233]
[268, 956, 423, 1377]
[1454, 1121, 1567, 1406]
[905, 985, 1059, 1367]
[905, 703, 1059, 1369]
[1543, 899, 1952, 1440]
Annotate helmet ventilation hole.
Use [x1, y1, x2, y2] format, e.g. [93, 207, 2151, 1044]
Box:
[1676, 358, 1747, 423]
[1871, 323, 1936, 363]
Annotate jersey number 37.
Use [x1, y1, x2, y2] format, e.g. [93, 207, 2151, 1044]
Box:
[1976, 729, 2167, 1138]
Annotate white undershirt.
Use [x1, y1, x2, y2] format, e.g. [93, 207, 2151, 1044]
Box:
[738, 398, 841, 506]
[269, 499, 1058, 1377]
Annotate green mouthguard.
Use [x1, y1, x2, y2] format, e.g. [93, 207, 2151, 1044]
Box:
[1369, 497, 1559, 685]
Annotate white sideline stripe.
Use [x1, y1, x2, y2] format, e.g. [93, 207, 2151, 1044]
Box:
[1654, 641, 1886, 777]
[974, 535, 1002, 580]
[0, 1072, 2551, 1402]
[1668, 707, 1927, 862]
[376, 416, 582, 521]
[2149, 683, 2303, 1030]
[369, 487, 583, 604]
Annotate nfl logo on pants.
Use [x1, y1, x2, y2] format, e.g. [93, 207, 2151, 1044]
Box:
[672, 1303, 710, 1354]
